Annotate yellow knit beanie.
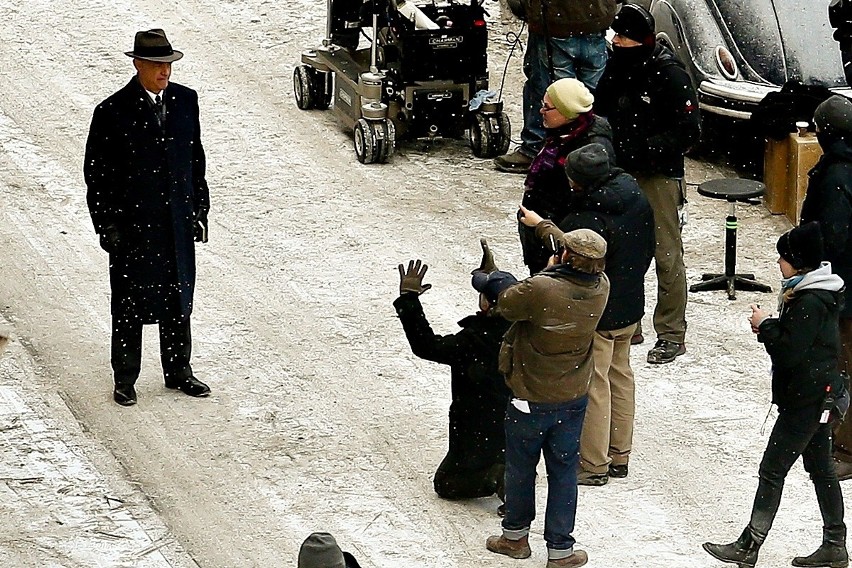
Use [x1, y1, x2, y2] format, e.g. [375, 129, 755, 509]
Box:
[545, 78, 594, 121]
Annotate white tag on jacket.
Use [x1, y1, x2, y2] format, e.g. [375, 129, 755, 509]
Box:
[511, 399, 531, 413]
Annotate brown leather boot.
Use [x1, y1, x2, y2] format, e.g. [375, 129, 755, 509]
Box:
[546, 549, 589, 567]
[486, 534, 531, 559]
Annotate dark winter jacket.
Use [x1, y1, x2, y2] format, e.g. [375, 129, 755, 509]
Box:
[393, 293, 512, 469]
[525, 0, 617, 38]
[497, 265, 609, 403]
[758, 265, 846, 412]
[594, 43, 701, 178]
[85, 77, 209, 323]
[535, 169, 655, 331]
[520, 115, 615, 274]
[800, 135, 852, 318]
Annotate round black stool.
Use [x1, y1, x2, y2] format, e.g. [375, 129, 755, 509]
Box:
[689, 178, 772, 300]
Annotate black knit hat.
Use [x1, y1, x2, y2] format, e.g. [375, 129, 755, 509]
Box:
[814, 95, 852, 135]
[611, 3, 656, 45]
[776, 221, 823, 271]
[564, 143, 611, 188]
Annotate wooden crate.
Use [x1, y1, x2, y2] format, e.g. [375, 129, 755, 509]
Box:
[763, 132, 823, 224]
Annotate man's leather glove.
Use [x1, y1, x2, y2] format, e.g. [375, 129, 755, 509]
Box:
[473, 238, 498, 274]
[194, 208, 209, 243]
[398, 259, 432, 295]
[98, 224, 121, 254]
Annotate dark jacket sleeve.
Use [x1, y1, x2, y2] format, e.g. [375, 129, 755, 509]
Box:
[393, 293, 467, 365]
[84, 104, 120, 233]
[758, 295, 827, 369]
[189, 90, 210, 214]
[646, 64, 701, 161]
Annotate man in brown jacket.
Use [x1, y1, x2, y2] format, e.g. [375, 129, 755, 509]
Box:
[486, 228, 610, 568]
[494, 0, 617, 174]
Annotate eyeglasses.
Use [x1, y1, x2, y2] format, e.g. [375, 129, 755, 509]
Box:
[541, 102, 558, 113]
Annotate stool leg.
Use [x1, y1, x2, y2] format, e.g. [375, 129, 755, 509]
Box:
[724, 213, 737, 278]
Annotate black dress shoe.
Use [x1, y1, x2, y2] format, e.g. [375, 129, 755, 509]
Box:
[113, 384, 137, 406]
[165, 376, 210, 397]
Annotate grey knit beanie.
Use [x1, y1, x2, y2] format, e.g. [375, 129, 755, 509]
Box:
[564, 143, 611, 188]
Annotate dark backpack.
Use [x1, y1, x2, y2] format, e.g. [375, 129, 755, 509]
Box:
[751, 80, 834, 140]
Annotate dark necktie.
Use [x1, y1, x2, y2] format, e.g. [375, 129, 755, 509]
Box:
[154, 94, 165, 126]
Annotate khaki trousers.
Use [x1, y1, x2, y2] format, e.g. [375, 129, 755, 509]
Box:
[580, 323, 637, 474]
[635, 174, 688, 344]
[833, 317, 852, 460]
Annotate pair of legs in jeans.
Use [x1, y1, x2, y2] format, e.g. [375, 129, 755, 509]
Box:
[747, 404, 845, 548]
[519, 31, 608, 157]
[501, 397, 587, 560]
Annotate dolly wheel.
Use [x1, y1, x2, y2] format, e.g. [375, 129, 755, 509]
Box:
[354, 119, 377, 164]
[469, 113, 493, 158]
[294, 65, 315, 110]
[494, 112, 511, 156]
[312, 71, 333, 110]
[374, 119, 396, 163]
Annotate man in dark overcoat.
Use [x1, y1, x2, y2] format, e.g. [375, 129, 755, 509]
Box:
[84, 29, 211, 406]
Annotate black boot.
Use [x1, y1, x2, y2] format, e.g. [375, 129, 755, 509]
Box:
[703, 527, 761, 567]
[792, 543, 849, 567]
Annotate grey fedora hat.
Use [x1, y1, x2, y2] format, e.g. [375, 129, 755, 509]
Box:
[124, 29, 184, 63]
[298, 533, 361, 568]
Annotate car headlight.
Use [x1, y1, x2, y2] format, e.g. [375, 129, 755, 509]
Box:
[715, 46, 739, 80]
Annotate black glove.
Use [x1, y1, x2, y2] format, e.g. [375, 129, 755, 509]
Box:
[398, 259, 432, 295]
[98, 224, 121, 254]
[473, 238, 498, 274]
[194, 208, 209, 243]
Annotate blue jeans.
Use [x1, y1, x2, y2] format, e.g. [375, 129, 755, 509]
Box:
[502, 396, 588, 555]
[520, 31, 608, 156]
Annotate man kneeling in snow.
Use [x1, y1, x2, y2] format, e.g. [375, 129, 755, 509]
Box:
[393, 240, 516, 509]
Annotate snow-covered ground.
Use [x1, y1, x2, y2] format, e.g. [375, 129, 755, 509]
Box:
[0, 1, 834, 566]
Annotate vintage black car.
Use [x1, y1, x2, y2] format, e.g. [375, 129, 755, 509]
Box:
[640, 0, 850, 120]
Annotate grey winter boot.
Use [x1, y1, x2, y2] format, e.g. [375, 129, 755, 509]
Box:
[792, 543, 849, 567]
[702, 527, 761, 567]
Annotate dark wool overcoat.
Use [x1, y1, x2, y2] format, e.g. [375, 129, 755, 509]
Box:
[393, 293, 512, 471]
[85, 77, 209, 323]
[800, 135, 852, 318]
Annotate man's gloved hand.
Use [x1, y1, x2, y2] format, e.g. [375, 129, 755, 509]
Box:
[473, 238, 498, 274]
[98, 224, 121, 254]
[398, 259, 432, 295]
[194, 208, 209, 243]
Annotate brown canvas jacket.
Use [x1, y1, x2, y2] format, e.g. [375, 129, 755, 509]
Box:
[526, 0, 617, 38]
[497, 266, 610, 403]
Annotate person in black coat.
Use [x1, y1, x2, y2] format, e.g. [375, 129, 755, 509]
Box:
[519, 143, 654, 486]
[393, 245, 516, 506]
[704, 222, 848, 568]
[84, 30, 211, 406]
[800, 95, 852, 479]
[594, 3, 701, 365]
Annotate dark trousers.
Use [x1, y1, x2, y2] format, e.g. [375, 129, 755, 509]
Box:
[111, 314, 193, 385]
[433, 452, 504, 500]
[833, 318, 852, 460]
[748, 404, 845, 546]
